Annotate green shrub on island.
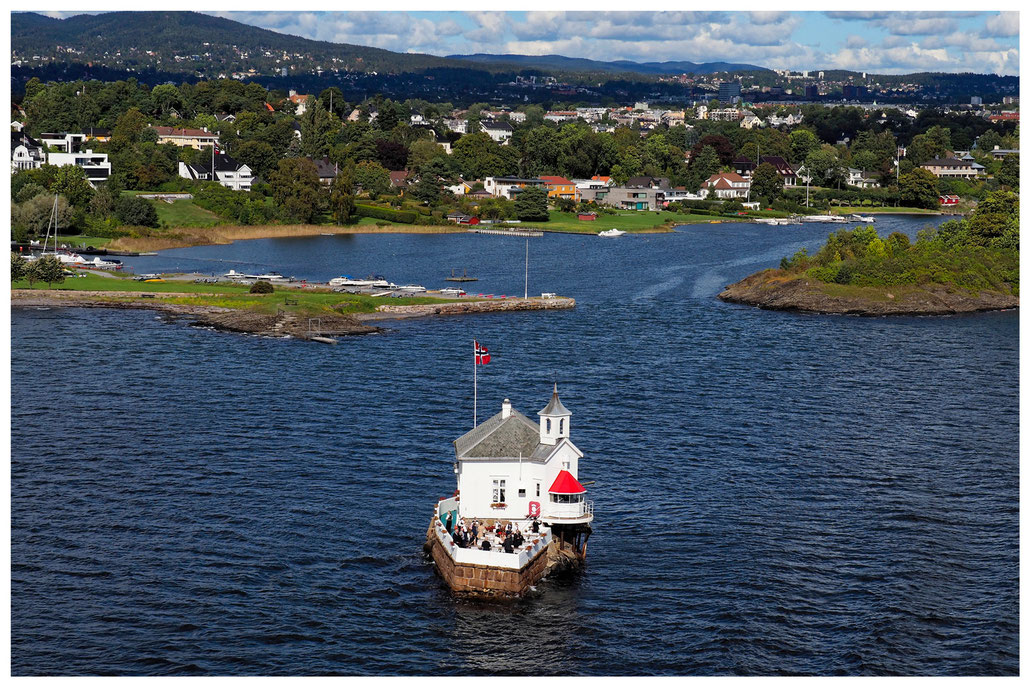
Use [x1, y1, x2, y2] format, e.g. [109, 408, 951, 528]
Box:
[779, 191, 1019, 293]
[249, 280, 274, 294]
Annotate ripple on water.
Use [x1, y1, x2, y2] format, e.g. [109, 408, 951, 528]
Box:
[11, 218, 1017, 675]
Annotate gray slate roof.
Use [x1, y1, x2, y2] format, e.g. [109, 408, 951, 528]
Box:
[540, 384, 571, 416]
[454, 408, 557, 462]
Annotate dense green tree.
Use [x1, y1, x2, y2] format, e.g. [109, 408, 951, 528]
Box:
[751, 162, 784, 201]
[898, 168, 940, 209]
[268, 157, 323, 223]
[11, 252, 28, 282]
[514, 186, 549, 222]
[408, 138, 447, 171]
[329, 163, 356, 224]
[115, 196, 159, 227]
[235, 140, 279, 179]
[354, 160, 391, 199]
[996, 154, 1019, 191]
[300, 100, 337, 159]
[30, 255, 65, 289]
[687, 145, 721, 192]
[12, 194, 73, 240]
[110, 107, 148, 151]
[967, 191, 1018, 246]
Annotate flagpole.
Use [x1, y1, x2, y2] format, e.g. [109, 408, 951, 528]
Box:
[473, 339, 477, 428]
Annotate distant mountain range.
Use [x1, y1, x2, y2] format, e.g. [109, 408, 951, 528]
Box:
[446, 53, 769, 75]
[12, 11, 768, 79]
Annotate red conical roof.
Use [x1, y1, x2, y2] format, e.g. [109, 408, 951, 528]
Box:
[548, 469, 586, 494]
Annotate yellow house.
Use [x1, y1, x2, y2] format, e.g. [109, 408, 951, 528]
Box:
[539, 176, 578, 200]
[151, 126, 220, 149]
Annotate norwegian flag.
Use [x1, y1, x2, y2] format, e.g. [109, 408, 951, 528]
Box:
[475, 340, 491, 365]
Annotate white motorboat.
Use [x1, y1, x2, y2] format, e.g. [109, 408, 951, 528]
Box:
[598, 228, 626, 237]
[801, 215, 847, 223]
[224, 269, 291, 282]
[329, 275, 396, 289]
[850, 214, 876, 223]
[395, 284, 427, 293]
[83, 256, 123, 270]
[55, 251, 88, 265]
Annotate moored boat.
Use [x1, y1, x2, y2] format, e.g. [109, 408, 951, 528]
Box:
[598, 228, 626, 237]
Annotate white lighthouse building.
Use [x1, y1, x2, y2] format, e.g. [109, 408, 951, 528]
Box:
[452, 384, 593, 526]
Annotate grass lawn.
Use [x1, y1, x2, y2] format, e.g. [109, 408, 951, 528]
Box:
[12, 272, 473, 316]
[53, 234, 116, 248]
[152, 199, 223, 227]
[519, 210, 718, 233]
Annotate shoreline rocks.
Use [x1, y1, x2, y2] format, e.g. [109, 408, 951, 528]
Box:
[718, 270, 1019, 316]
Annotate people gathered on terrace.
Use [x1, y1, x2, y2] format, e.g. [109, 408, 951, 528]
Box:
[447, 517, 533, 553]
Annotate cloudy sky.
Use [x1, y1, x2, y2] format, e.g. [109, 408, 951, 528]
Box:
[43, 10, 1020, 75]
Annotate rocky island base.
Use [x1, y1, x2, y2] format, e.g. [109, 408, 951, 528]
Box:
[719, 270, 1019, 316]
[11, 289, 575, 339]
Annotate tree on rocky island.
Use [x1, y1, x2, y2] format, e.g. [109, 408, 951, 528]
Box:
[996, 154, 1019, 191]
[514, 186, 549, 222]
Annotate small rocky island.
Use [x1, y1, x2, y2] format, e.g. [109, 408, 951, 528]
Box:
[719, 270, 1018, 316]
[720, 192, 1019, 317]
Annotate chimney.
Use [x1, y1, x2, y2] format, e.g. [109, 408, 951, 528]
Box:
[501, 399, 511, 419]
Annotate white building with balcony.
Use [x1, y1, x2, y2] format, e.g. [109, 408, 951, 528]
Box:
[452, 385, 593, 526]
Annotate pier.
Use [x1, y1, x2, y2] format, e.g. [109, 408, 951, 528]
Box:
[467, 228, 544, 237]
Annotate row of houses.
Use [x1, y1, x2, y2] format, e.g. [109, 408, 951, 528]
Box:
[11, 130, 112, 184]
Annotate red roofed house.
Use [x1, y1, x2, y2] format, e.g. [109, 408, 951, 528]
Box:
[288, 90, 310, 115]
[539, 175, 578, 200]
[450, 384, 592, 526]
[389, 170, 410, 190]
[704, 171, 751, 199]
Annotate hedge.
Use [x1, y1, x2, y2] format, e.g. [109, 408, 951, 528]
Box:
[355, 204, 418, 224]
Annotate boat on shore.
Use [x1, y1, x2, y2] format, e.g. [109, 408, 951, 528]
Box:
[598, 228, 626, 237]
[78, 256, 123, 270]
[328, 274, 396, 289]
[801, 215, 848, 223]
[224, 269, 294, 282]
[424, 385, 593, 600]
[394, 284, 427, 293]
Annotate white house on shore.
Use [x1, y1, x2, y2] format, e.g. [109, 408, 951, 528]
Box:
[452, 386, 593, 526]
[178, 153, 252, 191]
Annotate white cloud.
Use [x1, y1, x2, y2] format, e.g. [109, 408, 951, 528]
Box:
[982, 12, 1018, 38]
[199, 11, 1017, 76]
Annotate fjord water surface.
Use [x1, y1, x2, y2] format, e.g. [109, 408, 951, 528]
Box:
[11, 218, 1018, 675]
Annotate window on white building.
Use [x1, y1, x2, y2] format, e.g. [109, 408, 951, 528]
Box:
[536, 483, 540, 497]
[492, 479, 506, 503]
[518, 488, 526, 498]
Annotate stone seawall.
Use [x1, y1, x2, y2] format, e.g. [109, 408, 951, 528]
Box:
[365, 297, 574, 321]
[425, 527, 554, 600]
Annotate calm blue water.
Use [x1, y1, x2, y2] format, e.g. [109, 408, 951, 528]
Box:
[11, 217, 1019, 675]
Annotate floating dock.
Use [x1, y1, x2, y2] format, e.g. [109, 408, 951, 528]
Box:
[468, 228, 544, 237]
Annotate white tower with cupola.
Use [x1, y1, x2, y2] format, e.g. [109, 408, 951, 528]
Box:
[538, 383, 571, 445]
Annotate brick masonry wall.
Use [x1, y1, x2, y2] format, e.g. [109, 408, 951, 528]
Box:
[426, 527, 552, 599]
